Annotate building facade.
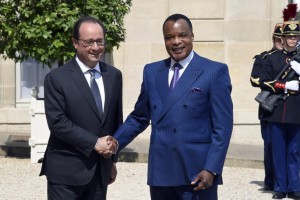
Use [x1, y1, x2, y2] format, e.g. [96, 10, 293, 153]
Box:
[0, 0, 290, 146]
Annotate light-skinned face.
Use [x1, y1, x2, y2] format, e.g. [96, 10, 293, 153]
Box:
[72, 22, 105, 68]
[163, 19, 194, 62]
[273, 37, 283, 50]
[283, 35, 299, 51]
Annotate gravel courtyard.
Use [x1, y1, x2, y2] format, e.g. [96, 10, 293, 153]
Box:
[0, 157, 276, 200]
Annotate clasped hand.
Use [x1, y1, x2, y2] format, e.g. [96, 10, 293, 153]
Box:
[94, 136, 118, 159]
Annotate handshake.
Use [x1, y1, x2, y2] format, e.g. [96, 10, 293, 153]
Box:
[94, 136, 118, 159]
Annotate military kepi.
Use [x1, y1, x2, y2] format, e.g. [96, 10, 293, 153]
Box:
[273, 23, 283, 38]
[282, 4, 300, 36]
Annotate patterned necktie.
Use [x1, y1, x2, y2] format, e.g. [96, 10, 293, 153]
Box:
[89, 69, 103, 116]
[170, 63, 182, 90]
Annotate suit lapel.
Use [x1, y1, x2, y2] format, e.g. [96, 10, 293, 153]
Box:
[156, 59, 171, 104]
[157, 55, 204, 122]
[68, 59, 102, 121]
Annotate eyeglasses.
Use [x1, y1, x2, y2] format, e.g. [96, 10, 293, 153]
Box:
[78, 39, 105, 47]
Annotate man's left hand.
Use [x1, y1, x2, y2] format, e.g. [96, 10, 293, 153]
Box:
[191, 170, 215, 191]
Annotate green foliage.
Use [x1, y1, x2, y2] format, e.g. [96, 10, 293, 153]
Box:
[0, 0, 132, 66]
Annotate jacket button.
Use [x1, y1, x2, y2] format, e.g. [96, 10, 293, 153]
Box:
[153, 105, 157, 109]
[183, 104, 187, 109]
[173, 128, 176, 133]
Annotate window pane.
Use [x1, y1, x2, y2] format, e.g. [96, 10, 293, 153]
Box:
[19, 57, 57, 100]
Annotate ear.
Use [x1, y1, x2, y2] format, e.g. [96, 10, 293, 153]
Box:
[72, 38, 78, 49]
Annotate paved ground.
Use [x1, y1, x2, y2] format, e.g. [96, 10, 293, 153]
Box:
[0, 130, 278, 199]
[0, 157, 280, 200]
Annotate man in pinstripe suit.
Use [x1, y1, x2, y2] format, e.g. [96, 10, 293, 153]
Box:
[113, 13, 233, 200]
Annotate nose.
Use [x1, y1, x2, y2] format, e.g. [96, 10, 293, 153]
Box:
[173, 36, 181, 45]
[91, 42, 100, 49]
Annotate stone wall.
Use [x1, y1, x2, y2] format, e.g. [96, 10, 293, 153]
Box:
[0, 57, 30, 134]
[111, 0, 288, 144]
[0, 0, 289, 143]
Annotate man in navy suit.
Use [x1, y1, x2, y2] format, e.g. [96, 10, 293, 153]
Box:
[40, 16, 122, 200]
[113, 14, 233, 200]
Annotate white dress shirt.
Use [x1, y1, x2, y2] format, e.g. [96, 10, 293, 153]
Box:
[168, 51, 194, 86]
[75, 56, 105, 112]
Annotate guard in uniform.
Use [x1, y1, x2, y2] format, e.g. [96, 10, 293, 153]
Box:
[250, 23, 283, 191]
[260, 4, 300, 199]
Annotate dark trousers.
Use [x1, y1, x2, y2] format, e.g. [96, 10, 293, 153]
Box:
[47, 167, 107, 200]
[150, 184, 218, 200]
[260, 120, 274, 188]
[269, 122, 300, 193]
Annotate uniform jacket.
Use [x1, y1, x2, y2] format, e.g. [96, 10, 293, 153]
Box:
[250, 49, 277, 88]
[114, 52, 233, 186]
[40, 58, 123, 185]
[250, 49, 277, 120]
[260, 50, 300, 124]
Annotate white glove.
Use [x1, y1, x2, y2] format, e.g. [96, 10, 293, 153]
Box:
[290, 60, 300, 75]
[284, 80, 299, 93]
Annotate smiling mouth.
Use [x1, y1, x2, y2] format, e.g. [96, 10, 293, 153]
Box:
[172, 47, 184, 53]
[90, 53, 101, 57]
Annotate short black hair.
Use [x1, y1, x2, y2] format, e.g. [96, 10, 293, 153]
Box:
[72, 16, 106, 39]
[162, 14, 193, 32]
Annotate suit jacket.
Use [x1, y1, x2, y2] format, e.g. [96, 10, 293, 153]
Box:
[114, 52, 233, 187]
[40, 58, 123, 186]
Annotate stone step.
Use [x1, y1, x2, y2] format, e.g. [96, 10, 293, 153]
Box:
[0, 134, 30, 158]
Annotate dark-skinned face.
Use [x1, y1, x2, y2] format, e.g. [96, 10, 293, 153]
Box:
[163, 19, 194, 62]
